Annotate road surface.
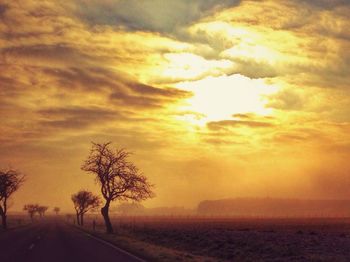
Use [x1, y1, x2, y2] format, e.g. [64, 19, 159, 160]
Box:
[0, 221, 144, 262]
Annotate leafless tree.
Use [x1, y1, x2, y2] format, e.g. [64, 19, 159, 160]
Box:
[23, 204, 39, 221]
[37, 206, 49, 217]
[0, 169, 25, 229]
[81, 142, 154, 233]
[53, 207, 60, 215]
[71, 190, 100, 226]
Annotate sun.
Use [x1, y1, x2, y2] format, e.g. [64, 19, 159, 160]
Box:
[175, 74, 279, 125]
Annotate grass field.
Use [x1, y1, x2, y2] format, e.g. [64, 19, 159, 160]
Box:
[79, 216, 350, 261]
[0, 215, 32, 232]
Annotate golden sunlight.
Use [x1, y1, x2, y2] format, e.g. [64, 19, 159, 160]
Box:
[162, 53, 232, 80]
[2, 1, 350, 260]
[175, 74, 279, 125]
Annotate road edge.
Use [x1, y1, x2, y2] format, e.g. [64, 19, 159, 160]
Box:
[71, 224, 147, 262]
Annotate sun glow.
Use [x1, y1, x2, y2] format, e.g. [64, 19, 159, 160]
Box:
[189, 21, 283, 64]
[162, 53, 232, 80]
[176, 74, 279, 125]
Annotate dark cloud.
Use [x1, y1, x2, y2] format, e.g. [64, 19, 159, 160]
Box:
[207, 120, 274, 131]
[267, 89, 305, 111]
[232, 113, 253, 119]
[43, 67, 122, 91]
[74, 0, 241, 33]
[201, 131, 244, 145]
[0, 4, 7, 18]
[273, 133, 312, 143]
[232, 113, 275, 120]
[38, 106, 122, 130]
[110, 91, 163, 109]
[0, 75, 18, 90]
[1, 40, 192, 102]
[227, 59, 279, 79]
[296, 0, 350, 9]
[110, 85, 191, 109]
[272, 127, 330, 144]
[43, 66, 192, 109]
[1, 44, 95, 67]
[43, 64, 190, 95]
[128, 82, 189, 98]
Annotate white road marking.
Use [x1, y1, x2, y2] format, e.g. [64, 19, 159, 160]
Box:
[28, 244, 35, 250]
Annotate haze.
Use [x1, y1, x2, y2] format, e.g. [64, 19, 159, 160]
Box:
[1, 0, 350, 212]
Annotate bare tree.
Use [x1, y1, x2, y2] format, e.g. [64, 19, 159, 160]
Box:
[81, 142, 154, 233]
[71, 190, 100, 226]
[53, 207, 60, 215]
[23, 204, 39, 221]
[0, 169, 25, 229]
[37, 206, 49, 217]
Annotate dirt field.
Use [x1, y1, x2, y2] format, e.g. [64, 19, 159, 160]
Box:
[0, 215, 31, 232]
[84, 216, 350, 261]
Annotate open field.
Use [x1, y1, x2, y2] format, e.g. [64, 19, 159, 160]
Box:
[0, 215, 32, 233]
[80, 216, 350, 261]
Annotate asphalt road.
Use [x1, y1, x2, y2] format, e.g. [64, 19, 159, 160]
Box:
[0, 221, 144, 262]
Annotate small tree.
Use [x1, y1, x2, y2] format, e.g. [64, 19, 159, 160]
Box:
[53, 207, 60, 215]
[0, 169, 25, 229]
[23, 204, 39, 221]
[71, 190, 100, 226]
[37, 206, 49, 217]
[81, 142, 154, 233]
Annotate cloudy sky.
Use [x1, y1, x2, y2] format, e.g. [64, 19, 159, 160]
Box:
[1, 0, 350, 211]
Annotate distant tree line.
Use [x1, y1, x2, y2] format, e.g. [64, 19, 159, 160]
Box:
[23, 204, 49, 220]
[197, 198, 350, 217]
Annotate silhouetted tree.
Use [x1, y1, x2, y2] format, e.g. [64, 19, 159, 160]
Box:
[71, 190, 100, 226]
[53, 207, 60, 215]
[81, 142, 154, 233]
[37, 206, 49, 217]
[23, 204, 39, 221]
[0, 169, 25, 229]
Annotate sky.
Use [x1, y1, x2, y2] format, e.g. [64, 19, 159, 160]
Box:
[1, 0, 350, 212]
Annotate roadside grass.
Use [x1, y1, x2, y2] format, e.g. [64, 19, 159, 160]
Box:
[74, 224, 218, 262]
[0, 215, 31, 233]
[75, 216, 350, 262]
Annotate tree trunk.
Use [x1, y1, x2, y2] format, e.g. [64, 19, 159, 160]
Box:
[80, 214, 84, 226]
[1, 214, 6, 230]
[101, 200, 113, 234]
[0, 201, 7, 230]
[76, 212, 80, 226]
